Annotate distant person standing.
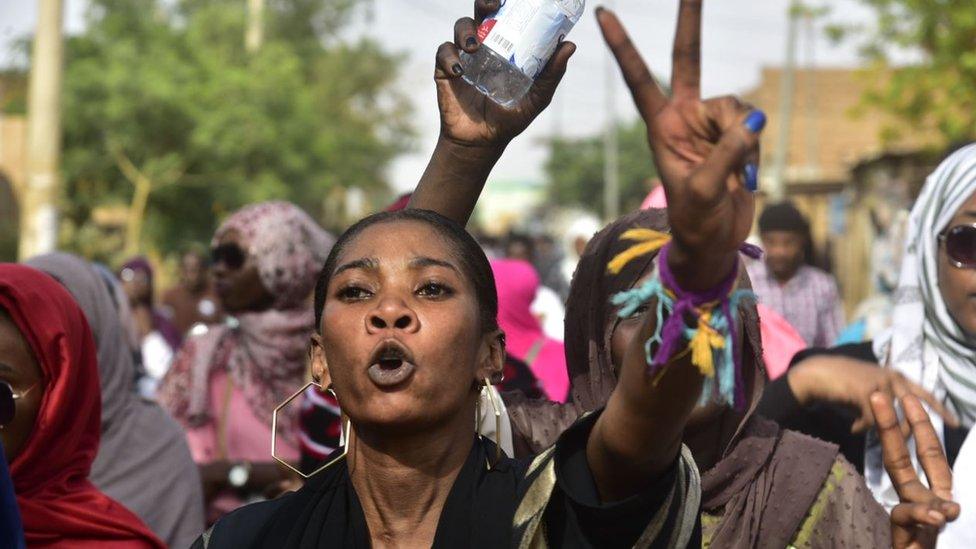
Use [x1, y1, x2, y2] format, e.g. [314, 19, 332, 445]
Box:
[747, 202, 845, 347]
[504, 232, 566, 342]
[162, 249, 223, 336]
[120, 257, 183, 396]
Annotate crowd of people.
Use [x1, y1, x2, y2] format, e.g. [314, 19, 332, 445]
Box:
[1, 0, 974, 547]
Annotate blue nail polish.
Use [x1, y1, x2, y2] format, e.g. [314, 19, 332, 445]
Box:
[744, 110, 767, 134]
[744, 163, 759, 192]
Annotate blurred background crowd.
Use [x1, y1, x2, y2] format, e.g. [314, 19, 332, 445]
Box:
[1, 0, 975, 547]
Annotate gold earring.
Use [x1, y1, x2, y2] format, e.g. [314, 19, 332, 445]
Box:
[272, 381, 350, 479]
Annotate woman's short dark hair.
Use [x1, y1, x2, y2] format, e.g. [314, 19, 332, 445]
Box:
[314, 209, 499, 336]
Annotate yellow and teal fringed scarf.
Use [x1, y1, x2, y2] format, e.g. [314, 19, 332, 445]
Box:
[607, 229, 759, 408]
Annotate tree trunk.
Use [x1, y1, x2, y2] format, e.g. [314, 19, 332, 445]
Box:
[19, 0, 65, 260]
[246, 0, 265, 53]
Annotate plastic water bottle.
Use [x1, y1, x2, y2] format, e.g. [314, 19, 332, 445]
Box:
[461, 0, 585, 108]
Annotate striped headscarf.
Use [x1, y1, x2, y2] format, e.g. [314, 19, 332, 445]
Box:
[875, 143, 976, 427]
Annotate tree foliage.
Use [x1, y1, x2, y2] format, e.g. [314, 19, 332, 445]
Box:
[544, 119, 657, 214]
[834, 0, 976, 145]
[59, 0, 411, 262]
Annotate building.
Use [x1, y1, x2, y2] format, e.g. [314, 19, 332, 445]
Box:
[743, 66, 943, 313]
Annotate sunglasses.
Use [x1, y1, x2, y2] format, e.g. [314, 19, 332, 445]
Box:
[939, 224, 976, 269]
[211, 244, 247, 270]
[0, 380, 38, 427]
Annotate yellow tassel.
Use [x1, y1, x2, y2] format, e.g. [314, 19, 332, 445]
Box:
[619, 228, 671, 243]
[607, 230, 672, 274]
[688, 310, 725, 378]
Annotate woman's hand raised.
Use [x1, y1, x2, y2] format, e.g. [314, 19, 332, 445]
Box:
[588, 0, 763, 503]
[434, 0, 576, 149]
[597, 2, 765, 290]
[871, 392, 960, 549]
[412, 0, 575, 226]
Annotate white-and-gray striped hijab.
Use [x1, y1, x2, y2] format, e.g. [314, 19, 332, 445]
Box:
[874, 143, 976, 428]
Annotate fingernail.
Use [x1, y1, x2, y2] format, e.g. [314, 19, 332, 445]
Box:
[744, 110, 767, 133]
[744, 163, 759, 192]
[928, 510, 946, 524]
[452, 63, 463, 76]
[466, 36, 477, 49]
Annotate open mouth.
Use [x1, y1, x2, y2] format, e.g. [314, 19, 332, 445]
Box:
[367, 340, 417, 388]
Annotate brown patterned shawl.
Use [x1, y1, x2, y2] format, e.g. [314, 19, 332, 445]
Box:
[502, 209, 889, 547]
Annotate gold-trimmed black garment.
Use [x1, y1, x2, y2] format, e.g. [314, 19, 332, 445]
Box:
[193, 411, 701, 548]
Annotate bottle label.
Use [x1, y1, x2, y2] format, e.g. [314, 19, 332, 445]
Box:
[478, 0, 584, 80]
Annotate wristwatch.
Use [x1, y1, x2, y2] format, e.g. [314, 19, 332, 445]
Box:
[228, 461, 251, 489]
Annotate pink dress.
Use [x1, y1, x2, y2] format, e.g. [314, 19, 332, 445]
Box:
[185, 370, 299, 464]
[185, 370, 299, 522]
[756, 304, 808, 380]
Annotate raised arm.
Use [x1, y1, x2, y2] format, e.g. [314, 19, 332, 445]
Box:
[586, 1, 765, 501]
[409, 0, 575, 226]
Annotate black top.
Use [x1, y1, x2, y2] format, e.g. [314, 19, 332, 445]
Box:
[194, 412, 701, 548]
[756, 341, 970, 470]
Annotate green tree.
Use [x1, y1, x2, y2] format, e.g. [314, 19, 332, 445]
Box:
[545, 119, 657, 214]
[59, 0, 411, 262]
[832, 1, 976, 145]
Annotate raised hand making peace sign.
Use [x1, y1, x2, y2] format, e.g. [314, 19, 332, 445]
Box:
[871, 392, 960, 549]
[597, 1, 765, 290]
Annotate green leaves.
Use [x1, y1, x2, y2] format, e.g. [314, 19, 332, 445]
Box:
[544, 120, 657, 215]
[59, 0, 410, 262]
[843, 0, 976, 148]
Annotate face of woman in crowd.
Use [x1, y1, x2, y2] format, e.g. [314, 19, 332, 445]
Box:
[315, 220, 503, 434]
[0, 307, 44, 463]
[212, 229, 274, 314]
[939, 190, 976, 338]
[120, 268, 151, 305]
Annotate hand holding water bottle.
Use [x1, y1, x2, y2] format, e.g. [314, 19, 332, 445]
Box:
[435, 0, 576, 150]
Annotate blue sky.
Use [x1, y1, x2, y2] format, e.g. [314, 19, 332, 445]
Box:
[2, 1, 888, 192]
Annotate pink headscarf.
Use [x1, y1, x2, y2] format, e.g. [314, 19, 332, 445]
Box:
[491, 259, 569, 402]
[160, 202, 335, 444]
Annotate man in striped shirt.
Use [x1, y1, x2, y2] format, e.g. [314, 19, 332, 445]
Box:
[747, 202, 845, 347]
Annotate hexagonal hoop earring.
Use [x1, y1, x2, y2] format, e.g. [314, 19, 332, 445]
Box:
[271, 381, 350, 479]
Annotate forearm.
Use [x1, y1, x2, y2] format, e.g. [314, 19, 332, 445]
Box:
[588, 244, 738, 501]
[588, 311, 704, 502]
[667, 240, 738, 293]
[409, 136, 504, 226]
[198, 461, 287, 496]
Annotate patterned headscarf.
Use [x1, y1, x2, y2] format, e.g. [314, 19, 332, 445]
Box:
[875, 143, 976, 427]
[160, 202, 335, 444]
[213, 202, 336, 309]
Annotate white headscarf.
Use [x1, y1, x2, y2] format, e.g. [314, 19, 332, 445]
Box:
[874, 143, 976, 427]
[867, 144, 976, 512]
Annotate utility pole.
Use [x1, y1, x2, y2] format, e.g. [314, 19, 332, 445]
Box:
[246, 0, 265, 53]
[19, 0, 64, 260]
[603, 2, 620, 221]
[803, 7, 821, 178]
[769, 0, 801, 202]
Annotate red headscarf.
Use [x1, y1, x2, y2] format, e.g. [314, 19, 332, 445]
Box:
[0, 264, 164, 548]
